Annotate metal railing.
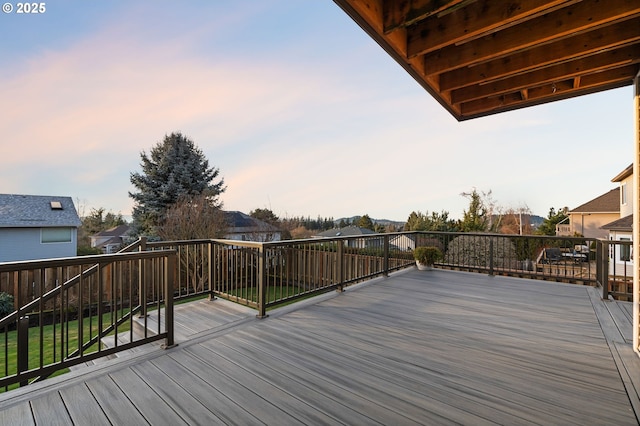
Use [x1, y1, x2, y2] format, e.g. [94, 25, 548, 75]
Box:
[147, 234, 415, 317]
[413, 232, 598, 284]
[0, 250, 175, 391]
[0, 230, 633, 390]
[597, 239, 633, 301]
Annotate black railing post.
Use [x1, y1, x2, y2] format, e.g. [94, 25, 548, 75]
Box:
[138, 237, 148, 318]
[383, 235, 389, 277]
[597, 240, 609, 300]
[208, 240, 216, 301]
[256, 246, 268, 318]
[162, 252, 176, 349]
[18, 315, 29, 387]
[336, 241, 344, 292]
[488, 237, 494, 276]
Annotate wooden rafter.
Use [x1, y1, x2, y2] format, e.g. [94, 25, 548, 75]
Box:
[334, 0, 640, 120]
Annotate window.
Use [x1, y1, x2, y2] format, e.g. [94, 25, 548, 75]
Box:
[41, 227, 72, 243]
[621, 182, 627, 205]
[620, 237, 631, 262]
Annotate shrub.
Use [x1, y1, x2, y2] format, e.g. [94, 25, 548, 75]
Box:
[0, 292, 14, 317]
[414, 246, 443, 265]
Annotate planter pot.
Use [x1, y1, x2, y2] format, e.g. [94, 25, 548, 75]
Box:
[416, 261, 433, 271]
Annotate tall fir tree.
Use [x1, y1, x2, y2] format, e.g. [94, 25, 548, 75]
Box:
[129, 132, 225, 237]
[460, 189, 488, 232]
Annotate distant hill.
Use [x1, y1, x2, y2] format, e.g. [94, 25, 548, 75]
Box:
[530, 215, 544, 228]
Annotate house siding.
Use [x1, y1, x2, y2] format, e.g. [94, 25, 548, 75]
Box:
[567, 212, 619, 239]
[0, 227, 78, 262]
[619, 175, 634, 218]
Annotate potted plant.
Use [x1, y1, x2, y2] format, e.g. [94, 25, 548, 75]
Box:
[414, 246, 442, 270]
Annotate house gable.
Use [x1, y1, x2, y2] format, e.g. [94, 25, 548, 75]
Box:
[224, 211, 281, 242]
[0, 194, 81, 262]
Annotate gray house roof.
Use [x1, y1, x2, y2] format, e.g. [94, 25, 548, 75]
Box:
[0, 194, 82, 228]
[316, 226, 376, 238]
[570, 188, 620, 214]
[601, 214, 633, 232]
[93, 224, 131, 238]
[224, 211, 279, 234]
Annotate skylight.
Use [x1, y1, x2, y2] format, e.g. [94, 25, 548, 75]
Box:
[50, 201, 63, 210]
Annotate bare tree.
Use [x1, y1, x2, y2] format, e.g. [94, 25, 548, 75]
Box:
[158, 194, 228, 241]
[499, 205, 533, 235]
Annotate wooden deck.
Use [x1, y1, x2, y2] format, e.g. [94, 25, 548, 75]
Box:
[1, 269, 640, 425]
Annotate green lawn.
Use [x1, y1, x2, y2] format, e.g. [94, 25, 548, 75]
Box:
[1, 310, 131, 392]
[0, 288, 316, 393]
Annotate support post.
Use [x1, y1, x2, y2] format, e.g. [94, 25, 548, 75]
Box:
[138, 237, 148, 319]
[256, 246, 268, 318]
[488, 237, 494, 276]
[336, 241, 344, 292]
[208, 241, 216, 301]
[597, 240, 609, 300]
[633, 71, 640, 354]
[18, 316, 29, 387]
[162, 252, 177, 349]
[383, 235, 389, 277]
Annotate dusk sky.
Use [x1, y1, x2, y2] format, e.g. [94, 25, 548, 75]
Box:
[1, 1, 634, 222]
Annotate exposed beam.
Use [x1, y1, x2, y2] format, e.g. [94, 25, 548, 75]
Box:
[439, 17, 640, 91]
[406, 0, 574, 57]
[383, 0, 467, 33]
[459, 77, 634, 118]
[451, 44, 640, 104]
[423, 0, 640, 76]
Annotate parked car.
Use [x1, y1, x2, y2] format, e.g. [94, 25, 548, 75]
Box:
[561, 245, 589, 262]
[539, 248, 563, 264]
[539, 246, 589, 264]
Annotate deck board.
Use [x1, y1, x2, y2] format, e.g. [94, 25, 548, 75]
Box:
[59, 383, 111, 425]
[29, 391, 73, 426]
[1, 269, 639, 425]
[84, 375, 149, 425]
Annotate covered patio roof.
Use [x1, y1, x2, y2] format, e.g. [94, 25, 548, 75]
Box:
[334, 0, 640, 121]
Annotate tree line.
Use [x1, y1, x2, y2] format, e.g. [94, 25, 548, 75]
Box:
[77, 133, 569, 253]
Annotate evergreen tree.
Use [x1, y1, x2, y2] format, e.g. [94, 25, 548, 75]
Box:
[249, 208, 280, 227]
[129, 132, 225, 236]
[404, 210, 458, 232]
[460, 189, 488, 232]
[356, 214, 375, 230]
[535, 207, 568, 236]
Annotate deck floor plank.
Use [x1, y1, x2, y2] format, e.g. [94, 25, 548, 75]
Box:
[107, 366, 191, 425]
[131, 360, 227, 425]
[58, 383, 111, 425]
[1, 269, 639, 425]
[0, 402, 34, 425]
[29, 391, 73, 426]
[150, 354, 264, 426]
[166, 350, 303, 425]
[84, 375, 150, 425]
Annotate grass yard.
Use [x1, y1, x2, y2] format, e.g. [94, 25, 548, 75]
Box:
[1, 309, 131, 392]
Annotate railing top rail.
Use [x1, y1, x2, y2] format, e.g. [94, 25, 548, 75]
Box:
[131, 231, 605, 252]
[0, 249, 177, 273]
[147, 238, 214, 248]
[0, 249, 177, 331]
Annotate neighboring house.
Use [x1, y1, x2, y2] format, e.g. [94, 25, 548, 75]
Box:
[0, 194, 82, 262]
[602, 164, 634, 277]
[90, 224, 132, 253]
[223, 211, 281, 242]
[556, 188, 620, 239]
[390, 234, 416, 251]
[315, 226, 379, 249]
